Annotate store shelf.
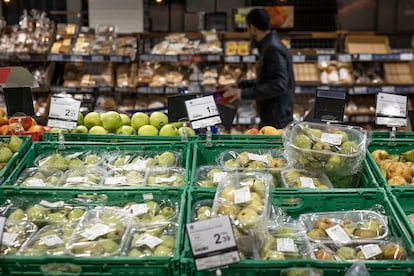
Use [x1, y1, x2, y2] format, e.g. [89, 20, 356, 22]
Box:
[47, 53, 132, 63]
[350, 85, 414, 95]
[294, 85, 349, 94]
[292, 52, 414, 63]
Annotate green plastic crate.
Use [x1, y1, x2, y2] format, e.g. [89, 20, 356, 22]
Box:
[367, 140, 414, 192]
[43, 132, 197, 143]
[370, 131, 414, 141]
[389, 190, 414, 253]
[0, 189, 186, 276]
[2, 141, 191, 191]
[0, 135, 31, 184]
[181, 190, 414, 276]
[191, 141, 379, 192]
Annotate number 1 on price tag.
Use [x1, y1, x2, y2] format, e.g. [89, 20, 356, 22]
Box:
[48, 96, 81, 130]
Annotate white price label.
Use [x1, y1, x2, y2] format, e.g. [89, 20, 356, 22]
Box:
[382, 86, 395, 93]
[325, 224, 351, 243]
[400, 53, 414, 61]
[136, 233, 163, 249]
[185, 95, 221, 129]
[81, 223, 110, 240]
[376, 117, 407, 127]
[104, 176, 127, 185]
[155, 176, 176, 184]
[353, 87, 367, 94]
[338, 54, 351, 62]
[359, 54, 372, 61]
[186, 216, 239, 271]
[127, 204, 148, 216]
[66, 177, 88, 183]
[376, 92, 407, 118]
[292, 55, 306, 62]
[318, 55, 331, 62]
[361, 244, 382, 259]
[299, 177, 316, 188]
[39, 200, 65, 208]
[213, 172, 227, 183]
[234, 186, 251, 204]
[242, 55, 256, 63]
[225, 56, 240, 63]
[276, 238, 295, 252]
[41, 234, 64, 247]
[127, 159, 149, 170]
[247, 153, 269, 164]
[48, 96, 81, 130]
[2, 232, 18, 246]
[143, 193, 153, 200]
[321, 133, 342, 145]
[27, 179, 45, 186]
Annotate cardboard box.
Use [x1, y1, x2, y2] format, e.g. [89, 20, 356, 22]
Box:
[293, 63, 320, 84]
[345, 35, 391, 54]
[384, 62, 414, 84]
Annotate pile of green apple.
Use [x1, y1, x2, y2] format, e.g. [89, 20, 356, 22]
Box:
[18, 224, 74, 256]
[124, 200, 178, 226]
[314, 242, 408, 261]
[36, 151, 103, 171]
[146, 167, 185, 187]
[281, 168, 332, 189]
[61, 167, 105, 187]
[71, 110, 196, 137]
[0, 135, 24, 169]
[304, 215, 386, 242]
[67, 207, 131, 257]
[0, 220, 37, 255]
[7, 202, 85, 228]
[17, 167, 63, 187]
[127, 226, 176, 257]
[109, 151, 178, 169]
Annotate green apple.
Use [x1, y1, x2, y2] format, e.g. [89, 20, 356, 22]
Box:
[88, 126, 108, 134]
[159, 124, 178, 136]
[8, 135, 23, 153]
[101, 111, 122, 133]
[115, 125, 136, 135]
[157, 151, 176, 167]
[77, 112, 84, 125]
[236, 152, 250, 166]
[131, 112, 150, 131]
[138, 125, 158, 136]
[149, 112, 168, 130]
[178, 126, 196, 137]
[50, 128, 69, 133]
[198, 180, 215, 187]
[83, 112, 102, 129]
[224, 159, 240, 168]
[71, 125, 89, 134]
[120, 113, 131, 125]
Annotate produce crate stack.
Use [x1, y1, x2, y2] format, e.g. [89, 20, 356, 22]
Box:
[0, 139, 191, 276]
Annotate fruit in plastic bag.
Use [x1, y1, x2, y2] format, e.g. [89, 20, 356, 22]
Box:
[315, 248, 335, 260]
[381, 243, 407, 260]
[196, 206, 212, 221]
[156, 151, 176, 167]
[307, 229, 327, 239]
[340, 141, 359, 154]
[293, 134, 312, 149]
[336, 246, 356, 260]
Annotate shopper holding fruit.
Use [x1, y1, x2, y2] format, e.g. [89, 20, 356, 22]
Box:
[223, 8, 295, 129]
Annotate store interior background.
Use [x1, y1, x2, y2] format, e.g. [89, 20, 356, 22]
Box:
[0, 0, 413, 131]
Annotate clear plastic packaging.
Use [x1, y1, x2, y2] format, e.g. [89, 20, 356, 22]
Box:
[195, 166, 227, 188]
[217, 149, 286, 170]
[106, 150, 182, 170]
[190, 199, 214, 222]
[18, 224, 75, 256]
[283, 121, 367, 188]
[34, 151, 105, 171]
[281, 167, 333, 189]
[313, 240, 408, 261]
[123, 223, 178, 258]
[0, 220, 37, 255]
[103, 169, 145, 187]
[66, 207, 132, 257]
[145, 167, 185, 187]
[60, 167, 106, 187]
[124, 198, 180, 226]
[14, 167, 64, 187]
[212, 171, 273, 259]
[299, 209, 389, 244]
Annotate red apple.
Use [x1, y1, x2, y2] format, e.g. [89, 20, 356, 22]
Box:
[244, 128, 260, 135]
[0, 108, 6, 117]
[0, 125, 8, 135]
[27, 125, 45, 133]
[9, 116, 34, 131]
[0, 116, 8, 126]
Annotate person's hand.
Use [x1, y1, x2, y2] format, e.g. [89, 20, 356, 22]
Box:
[223, 87, 242, 103]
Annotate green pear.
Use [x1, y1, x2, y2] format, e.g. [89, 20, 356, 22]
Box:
[207, 168, 224, 180]
[224, 159, 240, 168]
[340, 141, 359, 154]
[236, 207, 259, 228]
[333, 130, 349, 143]
[8, 208, 25, 220]
[26, 205, 49, 221]
[8, 135, 23, 153]
[236, 152, 250, 166]
[68, 208, 85, 220]
[68, 158, 84, 169]
[0, 146, 13, 163]
[263, 250, 285, 260]
[156, 152, 176, 167]
[128, 248, 144, 257]
[196, 206, 212, 221]
[292, 134, 312, 149]
[146, 201, 160, 216]
[99, 239, 119, 254]
[84, 154, 100, 165]
[153, 245, 173, 256]
[47, 212, 67, 223]
[160, 206, 174, 218]
[159, 235, 175, 248]
[198, 180, 215, 187]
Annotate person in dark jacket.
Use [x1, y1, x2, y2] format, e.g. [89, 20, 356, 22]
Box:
[223, 8, 295, 129]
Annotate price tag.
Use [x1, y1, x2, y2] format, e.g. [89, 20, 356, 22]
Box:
[382, 86, 395, 93]
[247, 153, 269, 164]
[359, 54, 372, 61]
[276, 238, 295, 252]
[185, 95, 221, 129]
[213, 172, 227, 183]
[353, 87, 367, 94]
[91, 55, 105, 62]
[2, 232, 18, 246]
[299, 177, 315, 188]
[376, 92, 407, 118]
[242, 55, 256, 63]
[39, 200, 65, 208]
[66, 177, 88, 183]
[292, 55, 306, 62]
[104, 176, 127, 185]
[224, 56, 240, 63]
[234, 186, 251, 204]
[143, 193, 153, 200]
[41, 234, 64, 247]
[81, 223, 110, 240]
[376, 117, 407, 127]
[361, 244, 382, 259]
[27, 179, 45, 186]
[155, 176, 176, 184]
[186, 216, 239, 271]
[338, 54, 351, 62]
[400, 53, 414, 61]
[325, 224, 351, 243]
[321, 133, 342, 145]
[135, 233, 163, 249]
[127, 203, 148, 216]
[48, 96, 81, 130]
[318, 55, 331, 62]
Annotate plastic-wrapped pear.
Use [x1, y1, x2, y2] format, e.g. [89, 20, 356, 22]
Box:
[340, 141, 359, 154]
[336, 246, 356, 260]
[303, 128, 322, 140]
[292, 134, 312, 149]
[402, 149, 414, 162]
[236, 152, 250, 167]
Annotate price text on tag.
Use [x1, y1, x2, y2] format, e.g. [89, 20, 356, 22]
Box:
[185, 95, 221, 129]
[48, 96, 81, 130]
[186, 215, 239, 271]
[376, 92, 407, 118]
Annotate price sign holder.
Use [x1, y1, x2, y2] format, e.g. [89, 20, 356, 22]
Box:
[186, 215, 240, 272]
[375, 92, 408, 144]
[185, 95, 222, 129]
[313, 89, 346, 123]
